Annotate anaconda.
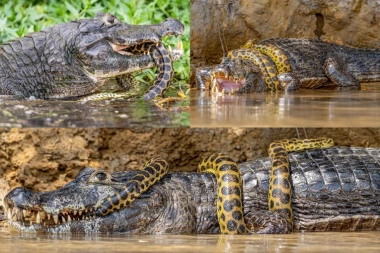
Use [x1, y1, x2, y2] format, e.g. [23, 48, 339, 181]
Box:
[196, 38, 380, 93]
[0, 12, 184, 100]
[4, 145, 380, 234]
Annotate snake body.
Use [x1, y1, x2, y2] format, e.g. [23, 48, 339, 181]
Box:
[198, 154, 246, 234]
[198, 138, 334, 234]
[267, 138, 334, 227]
[95, 157, 169, 216]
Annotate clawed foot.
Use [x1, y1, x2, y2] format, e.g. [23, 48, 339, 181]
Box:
[245, 210, 293, 234]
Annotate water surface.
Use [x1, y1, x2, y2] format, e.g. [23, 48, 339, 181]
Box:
[0, 98, 189, 128]
[1, 231, 380, 252]
[191, 84, 380, 127]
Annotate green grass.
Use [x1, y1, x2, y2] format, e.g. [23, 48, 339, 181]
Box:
[0, 0, 190, 99]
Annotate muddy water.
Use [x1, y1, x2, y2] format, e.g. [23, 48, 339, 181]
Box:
[1, 231, 380, 252]
[0, 98, 189, 128]
[190, 84, 380, 127]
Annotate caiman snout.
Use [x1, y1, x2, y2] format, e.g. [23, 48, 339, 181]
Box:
[159, 18, 185, 37]
[4, 187, 40, 211]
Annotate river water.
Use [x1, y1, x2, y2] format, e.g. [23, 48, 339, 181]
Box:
[0, 97, 189, 128]
[1, 231, 380, 252]
[190, 84, 380, 127]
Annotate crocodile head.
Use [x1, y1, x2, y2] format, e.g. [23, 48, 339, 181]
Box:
[74, 12, 184, 78]
[3, 167, 169, 233]
[195, 58, 266, 93]
[0, 12, 184, 99]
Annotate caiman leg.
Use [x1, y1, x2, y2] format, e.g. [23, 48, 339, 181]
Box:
[227, 49, 280, 90]
[143, 43, 174, 100]
[95, 157, 169, 216]
[267, 138, 335, 227]
[198, 154, 247, 234]
[323, 57, 360, 88]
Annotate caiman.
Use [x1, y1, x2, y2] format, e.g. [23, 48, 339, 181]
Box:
[196, 38, 380, 93]
[0, 12, 184, 100]
[4, 142, 380, 234]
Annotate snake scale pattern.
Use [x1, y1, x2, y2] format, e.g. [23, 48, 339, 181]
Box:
[95, 157, 169, 216]
[197, 138, 334, 234]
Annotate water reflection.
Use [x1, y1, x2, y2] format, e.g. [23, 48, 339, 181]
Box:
[191, 84, 380, 127]
[1, 231, 380, 252]
[0, 98, 189, 128]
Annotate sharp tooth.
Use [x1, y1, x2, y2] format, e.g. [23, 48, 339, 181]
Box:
[48, 214, 51, 220]
[62, 216, 66, 223]
[22, 210, 27, 218]
[53, 214, 58, 224]
[67, 216, 72, 222]
[74, 210, 77, 216]
[16, 208, 23, 221]
[7, 209, 12, 220]
[36, 212, 41, 224]
[12, 207, 17, 217]
[177, 41, 183, 50]
[79, 210, 82, 216]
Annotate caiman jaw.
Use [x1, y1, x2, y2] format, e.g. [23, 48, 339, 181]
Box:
[211, 73, 246, 94]
[4, 203, 97, 228]
[109, 41, 156, 56]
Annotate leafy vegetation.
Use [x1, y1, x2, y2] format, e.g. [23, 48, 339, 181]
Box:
[0, 0, 190, 98]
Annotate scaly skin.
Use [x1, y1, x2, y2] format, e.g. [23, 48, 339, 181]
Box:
[0, 12, 184, 100]
[267, 138, 334, 229]
[196, 38, 380, 93]
[143, 43, 174, 100]
[95, 157, 169, 216]
[227, 49, 280, 90]
[4, 146, 380, 234]
[198, 154, 246, 234]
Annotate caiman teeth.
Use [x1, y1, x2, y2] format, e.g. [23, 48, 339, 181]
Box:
[6, 205, 97, 227]
[176, 41, 183, 50]
[36, 212, 41, 224]
[53, 214, 59, 224]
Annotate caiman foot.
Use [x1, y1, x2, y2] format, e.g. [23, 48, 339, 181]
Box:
[323, 57, 360, 88]
[245, 210, 293, 234]
[277, 72, 301, 91]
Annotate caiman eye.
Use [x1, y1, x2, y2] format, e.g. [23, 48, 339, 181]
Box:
[107, 16, 115, 24]
[96, 172, 107, 181]
[88, 170, 110, 184]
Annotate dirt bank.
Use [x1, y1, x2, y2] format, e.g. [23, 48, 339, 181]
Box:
[1, 128, 379, 191]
